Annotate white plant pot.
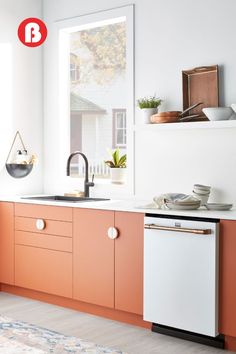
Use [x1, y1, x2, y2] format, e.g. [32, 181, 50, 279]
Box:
[141, 108, 158, 124]
[110, 168, 126, 184]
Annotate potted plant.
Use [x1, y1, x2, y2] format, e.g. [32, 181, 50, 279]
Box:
[105, 148, 126, 184]
[137, 95, 162, 123]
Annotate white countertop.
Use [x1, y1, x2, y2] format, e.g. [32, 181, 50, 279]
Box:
[1, 195, 236, 221]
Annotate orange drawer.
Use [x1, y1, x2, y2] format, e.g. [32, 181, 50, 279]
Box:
[15, 244, 72, 298]
[15, 203, 72, 222]
[15, 231, 72, 252]
[15, 216, 72, 238]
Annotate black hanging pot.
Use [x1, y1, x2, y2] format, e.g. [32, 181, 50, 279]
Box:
[5, 163, 33, 178]
[5, 131, 34, 179]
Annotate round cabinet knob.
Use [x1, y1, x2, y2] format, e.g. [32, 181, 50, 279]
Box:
[36, 219, 46, 230]
[107, 227, 119, 240]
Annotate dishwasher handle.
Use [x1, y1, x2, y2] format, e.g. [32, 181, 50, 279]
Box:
[144, 223, 212, 235]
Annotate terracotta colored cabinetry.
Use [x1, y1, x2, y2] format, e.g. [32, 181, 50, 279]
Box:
[73, 209, 115, 308]
[219, 220, 236, 338]
[0, 202, 14, 285]
[73, 208, 144, 314]
[115, 212, 144, 315]
[15, 245, 72, 297]
[14, 204, 73, 298]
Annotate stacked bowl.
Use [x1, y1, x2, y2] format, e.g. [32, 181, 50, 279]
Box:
[192, 184, 211, 206]
[202, 107, 236, 121]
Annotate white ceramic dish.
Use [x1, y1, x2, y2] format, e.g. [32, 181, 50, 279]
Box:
[192, 192, 209, 206]
[193, 184, 211, 191]
[193, 188, 210, 195]
[205, 203, 233, 211]
[166, 202, 201, 210]
[202, 107, 235, 121]
[173, 201, 200, 205]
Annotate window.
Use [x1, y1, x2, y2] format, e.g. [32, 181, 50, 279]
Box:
[70, 63, 79, 81]
[70, 54, 80, 82]
[58, 6, 134, 186]
[113, 109, 126, 148]
[69, 18, 127, 178]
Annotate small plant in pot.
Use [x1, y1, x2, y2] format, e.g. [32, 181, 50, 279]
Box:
[137, 95, 162, 123]
[105, 148, 126, 184]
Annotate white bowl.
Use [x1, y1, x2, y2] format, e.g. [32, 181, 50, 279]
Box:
[192, 191, 209, 206]
[193, 184, 211, 192]
[202, 107, 235, 121]
[166, 202, 201, 210]
[193, 188, 210, 195]
[231, 104, 236, 113]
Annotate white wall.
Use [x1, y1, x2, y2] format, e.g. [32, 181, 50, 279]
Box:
[43, 0, 236, 203]
[0, 0, 43, 195]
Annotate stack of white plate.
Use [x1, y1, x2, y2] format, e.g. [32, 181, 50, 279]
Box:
[165, 199, 201, 210]
[206, 203, 233, 211]
[192, 184, 211, 206]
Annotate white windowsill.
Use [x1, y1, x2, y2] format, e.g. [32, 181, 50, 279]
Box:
[74, 177, 127, 186]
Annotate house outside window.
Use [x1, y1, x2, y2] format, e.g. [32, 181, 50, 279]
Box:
[70, 53, 80, 82]
[113, 109, 126, 148]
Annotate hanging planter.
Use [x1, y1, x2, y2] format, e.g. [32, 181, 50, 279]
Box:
[5, 163, 33, 179]
[5, 131, 36, 179]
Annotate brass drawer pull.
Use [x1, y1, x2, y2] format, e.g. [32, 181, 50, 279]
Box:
[36, 219, 46, 231]
[144, 223, 211, 235]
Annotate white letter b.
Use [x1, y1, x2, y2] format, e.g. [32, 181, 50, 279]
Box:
[25, 22, 42, 43]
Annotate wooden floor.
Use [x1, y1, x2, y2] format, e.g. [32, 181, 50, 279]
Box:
[0, 292, 232, 354]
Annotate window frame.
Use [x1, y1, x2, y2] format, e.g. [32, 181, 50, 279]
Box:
[112, 108, 127, 149]
[56, 5, 134, 196]
[70, 53, 80, 82]
[70, 63, 79, 82]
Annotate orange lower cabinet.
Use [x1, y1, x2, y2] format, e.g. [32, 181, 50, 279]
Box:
[15, 245, 72, 298]
[0, 202, 14, 285]
[115, 212, 144, 315]
[73, 208, 115, 308]
[219, 220, 236, 339]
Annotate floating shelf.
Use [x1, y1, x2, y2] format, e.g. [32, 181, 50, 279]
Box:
[134, 120, 236, 131]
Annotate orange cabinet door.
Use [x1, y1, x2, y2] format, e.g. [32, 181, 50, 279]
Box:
[73, 208, 115, 308]
[15, 245, 72, 298]
[115, 212, 144, 315]
[219, 220, 236, 336]
[0, 202, 14, 284]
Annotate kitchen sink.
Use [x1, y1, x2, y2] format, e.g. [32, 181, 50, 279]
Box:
[21, 195, 110, 203]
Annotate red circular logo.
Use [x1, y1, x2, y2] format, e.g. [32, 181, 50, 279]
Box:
[18, 18, 47, 47]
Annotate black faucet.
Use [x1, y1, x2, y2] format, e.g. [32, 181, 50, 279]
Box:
[66, 151, 95, 197]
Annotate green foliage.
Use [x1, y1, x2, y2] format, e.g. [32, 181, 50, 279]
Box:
[137, 95, 162, 109]
[70, 22, 126, 85]
[80, 23, 126, 71]
[105, 148, 126, 168]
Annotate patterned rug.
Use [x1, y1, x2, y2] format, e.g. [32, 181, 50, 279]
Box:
[0, 315, 125, 353]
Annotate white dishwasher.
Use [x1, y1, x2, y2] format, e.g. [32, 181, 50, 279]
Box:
[144, 215, 222, 347]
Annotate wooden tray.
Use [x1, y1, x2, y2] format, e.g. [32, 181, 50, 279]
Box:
[182, 65, 219, 118]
